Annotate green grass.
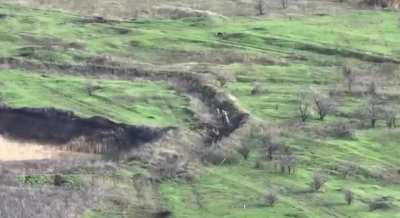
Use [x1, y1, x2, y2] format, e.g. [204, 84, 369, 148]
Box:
[161, 134, 400, 218]
[0, 69, 192, 127]
[1, 4, 399, 64]
[1, 3, 400, 218]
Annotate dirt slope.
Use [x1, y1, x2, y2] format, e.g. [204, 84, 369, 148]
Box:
[0, 136, 81, 161]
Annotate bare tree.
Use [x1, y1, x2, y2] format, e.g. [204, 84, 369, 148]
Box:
[266, 141, 281, 161]
[297, 91, 311, 122]
[237, 144, 251, 160]
[344, 189, 354, 205]
[85, 81, 101, 96]
[251, 82, 267, 95]
[261, 130, 281, 161]
[264, 191, 278, 207]
[278, 153, 297, 175]
[326, 122, 354, 139]
[310, 172, 327, 192]
[282, 0, 289, 9]
[383, 105, 397, 128]
[312, 93, 335, 121]
[342, 65, 355, 92]
[203, 143, 240, 165]
[255, 0, 267, 16]
[365, 98, 382, 128]
[366, 81, 377, 96]
[217, 71, 236, 87]
[338, 162, 358, 179]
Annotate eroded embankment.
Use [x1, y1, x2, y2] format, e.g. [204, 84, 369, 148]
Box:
[0, 136, 88, 161]
[0, 57, 249, 144]
[0, 106, 170, 155]
[0, 57, 249, 218]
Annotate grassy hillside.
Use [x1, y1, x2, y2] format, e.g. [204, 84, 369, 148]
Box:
[1, 2, 400, 218]
[0, 0, 346, 18]
[1, 4, 399, 64]
[0, 69, 192, 126]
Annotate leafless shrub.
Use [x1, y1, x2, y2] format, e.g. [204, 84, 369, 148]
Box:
[310, 172, 327, 192]
[344, 189, 354, 205]
[380, 62, 398, 78]
[243, 125, 283, 167]
[266, 141, 281, 161]
[282, 0, 289, 9]
[217, 71, 236, 87]
[203, 143, 240, 165]
[312, 93, 335, 121]
[156, 154, 181, 180]
[366, 81, 377, 96]
[364, 98, 383, 128]
[264, 191, 278, 207]
[369, 197, 393, 211]
[54, 174, 68, 186]
[260, 128, 281, 161]
[251, 82, 267, 96]
[277, 152, 298, 175]
[254, 158, 265, 169]
[237, 144, 251, 160]
[342, 64, 356, 92]
[255, 0, 267, 16]
[297, 91, 311, 122]
[86, 55, 111, 65]
[328, 83, 343, 97]
[383, 105, 397, 128]
[337, 162, 359, 179]
[326, 122, 354, 139]
[362, 0, 389, 8]
[85, 81, 101, 96]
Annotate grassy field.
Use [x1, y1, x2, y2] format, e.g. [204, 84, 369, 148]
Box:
[0, 69, 192, 127]
[1, 4, 399, 64]
[1, 2, 400, 218]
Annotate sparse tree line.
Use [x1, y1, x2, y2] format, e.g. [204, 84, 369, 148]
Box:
[263, 171, 355, 208]
[255, 0, 400, 16]
[263, 169, 392, 210]
[255, 0, 289, 16]
[295, 62, 399, 129]
[296, 91, 336, 122]
[342, 62, 398, 129]
[199, 116, 387, 210]
[233, 61, 399, 210]
[255, 127, 298, 175]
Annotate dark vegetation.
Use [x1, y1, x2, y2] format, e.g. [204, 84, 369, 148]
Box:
[0, 106, 168, 154]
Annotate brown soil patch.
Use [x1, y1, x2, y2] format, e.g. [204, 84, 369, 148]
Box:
[0, 136, 90, 161]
